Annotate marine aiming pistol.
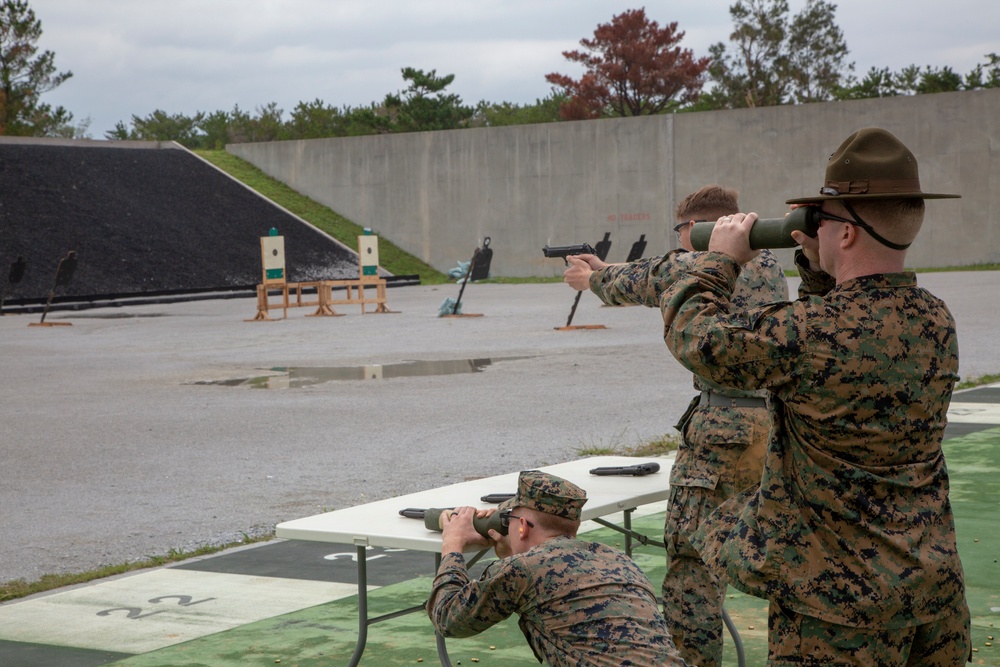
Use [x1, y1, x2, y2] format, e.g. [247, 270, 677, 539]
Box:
[542, 242, 597, 264]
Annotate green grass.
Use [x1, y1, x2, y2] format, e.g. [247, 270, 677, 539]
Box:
[479, 275, 565, 284]
[917, 263, 1000, 273]
[785, 262, 1000, 278]
[0, 533, 273, 604]
[194, 150, 450, 285]
[577, 432, 681, 458]
[957, 373, 1000, 391]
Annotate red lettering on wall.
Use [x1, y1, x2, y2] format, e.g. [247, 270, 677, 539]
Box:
[607, 212, 652, 222]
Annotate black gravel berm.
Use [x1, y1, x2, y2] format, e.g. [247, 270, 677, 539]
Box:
[0, 140, 361, 306]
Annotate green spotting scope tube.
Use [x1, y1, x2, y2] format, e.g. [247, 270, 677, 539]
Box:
[690, 206, 819, 251]
[423, 508, 507, 537]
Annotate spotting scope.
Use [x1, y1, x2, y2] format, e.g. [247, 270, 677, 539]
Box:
[690, 207, 819, 251]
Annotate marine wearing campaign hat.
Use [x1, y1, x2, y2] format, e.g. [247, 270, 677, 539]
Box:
[784, 127, 960, 251]
[657, 126, 971, 662]
[497, 470, 587, 521]
[786, 127, 960, 203]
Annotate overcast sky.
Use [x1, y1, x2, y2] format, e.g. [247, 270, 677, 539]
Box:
[27, 0, 999, 139]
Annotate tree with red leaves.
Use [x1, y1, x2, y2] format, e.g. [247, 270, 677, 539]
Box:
[545, 8, 710, 120]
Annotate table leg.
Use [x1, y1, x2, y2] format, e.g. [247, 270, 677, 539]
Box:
[347, 544, 369, 667]
[623, 508, 633, 556]
[722, 607, 746, 667]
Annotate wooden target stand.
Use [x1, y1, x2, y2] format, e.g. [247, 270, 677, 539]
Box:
[326, 233, 397, 315]
[248, 231, 395, 321]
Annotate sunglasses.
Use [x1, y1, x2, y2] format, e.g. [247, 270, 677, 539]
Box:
[673, 220, 707, 233]
[499, 510, 535, 534]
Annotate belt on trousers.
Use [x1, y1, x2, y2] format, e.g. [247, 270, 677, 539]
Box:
[700, 390, 767, 408]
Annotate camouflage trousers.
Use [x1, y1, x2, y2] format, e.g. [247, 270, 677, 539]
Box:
[768, 601, 971, 666]
[663, 483, 732, 667]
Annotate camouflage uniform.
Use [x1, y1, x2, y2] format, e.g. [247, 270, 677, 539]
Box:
[590, 248, 787, 667]
[660, 250, 970, 660]
[430, 540, 683, 667]
[428, 470, 687, 666]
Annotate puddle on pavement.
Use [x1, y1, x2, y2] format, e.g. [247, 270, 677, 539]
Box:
[190, 357, 528, 389]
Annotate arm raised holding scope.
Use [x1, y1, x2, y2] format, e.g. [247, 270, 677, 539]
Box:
[690, 206, 819, 251]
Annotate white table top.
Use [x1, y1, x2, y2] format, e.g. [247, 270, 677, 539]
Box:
[275, 456, 671, 553]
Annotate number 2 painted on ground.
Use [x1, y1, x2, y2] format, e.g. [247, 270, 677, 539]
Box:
[96, 594, 216, 619]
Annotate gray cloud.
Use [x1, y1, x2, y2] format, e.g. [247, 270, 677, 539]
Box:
[26, 0, 998, 138]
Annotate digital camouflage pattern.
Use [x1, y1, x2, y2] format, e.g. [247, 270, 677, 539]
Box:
[768, 597, 971, 664]
[496, 470, 588, 521]
[661, 250, 968, 629]
[589, 248, 786, 490]
[428, 537, 687, 667]
[590, 248, 787, 667]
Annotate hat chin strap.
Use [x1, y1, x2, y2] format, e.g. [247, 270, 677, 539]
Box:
[841, 200, 911, 250]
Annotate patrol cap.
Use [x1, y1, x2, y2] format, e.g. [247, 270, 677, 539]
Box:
[498, 470, 587, 521]
[786, 127, 960, 204]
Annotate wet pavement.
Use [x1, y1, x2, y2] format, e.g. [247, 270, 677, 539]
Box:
[2, 274, 999, 665]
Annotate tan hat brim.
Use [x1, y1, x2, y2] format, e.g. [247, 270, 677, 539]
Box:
[786, 192, 961, 204]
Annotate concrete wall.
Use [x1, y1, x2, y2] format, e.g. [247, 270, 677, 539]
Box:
[229, 88, 1000, 276]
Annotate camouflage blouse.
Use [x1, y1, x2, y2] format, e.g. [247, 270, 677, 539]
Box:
[429, 537, 686, 666]
[660, 250, 966, 628]
[590, 249, 788, 493]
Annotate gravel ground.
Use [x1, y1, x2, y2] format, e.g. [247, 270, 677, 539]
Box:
[2, 271, 998, 585]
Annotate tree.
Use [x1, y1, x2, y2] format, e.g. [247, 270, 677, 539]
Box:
[125, 109, 204, 144]
[965, 53, 1000, 89]
[381, 67, 473, 133]
[785, 0, 853, 103]
[835, 55, 1000, 100]
[198, 109, 232, 149]
[286, 98, 344, 139]
[833, 66, 902, 99]
[0, 0, 73, 135]
[545, 8, 709, 119]
[915, 66, 963, 94]
[470, 92, 567, 127]
[702, 0, 852, 109]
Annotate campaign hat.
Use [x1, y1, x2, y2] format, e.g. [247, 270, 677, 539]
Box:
[786, 127, 960, 204]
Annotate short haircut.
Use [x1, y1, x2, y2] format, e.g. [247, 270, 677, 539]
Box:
[675, 185, 740, 222]
[836, 197, 926, 245]
[524, 507, 580, 537]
